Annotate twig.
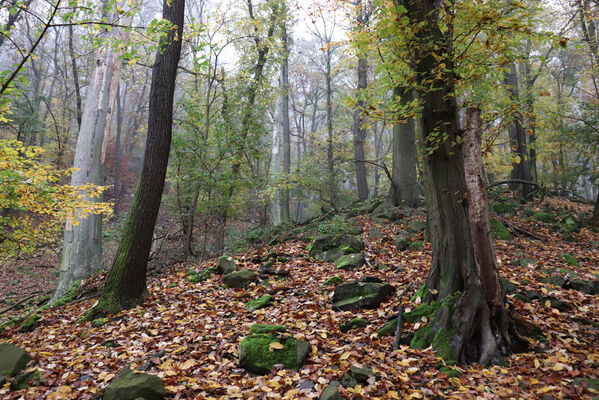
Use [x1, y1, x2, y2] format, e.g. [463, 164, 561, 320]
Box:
[0, 293, 40, 315]
[393, 282, 414, 351]
[501, 218, 545, 241]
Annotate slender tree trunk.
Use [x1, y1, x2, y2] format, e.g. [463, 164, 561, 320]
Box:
[114, 86, 124, 216]
[325, 49, 336, 207]
[593, 192, 599, 225]
[68, 24, 82, 130]
[280, 15, 291, 222]
[85, 0, 184, 318]
[388, 86, 419, 208]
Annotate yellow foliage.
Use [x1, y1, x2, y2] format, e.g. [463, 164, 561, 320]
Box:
[0, 140, 112, 258]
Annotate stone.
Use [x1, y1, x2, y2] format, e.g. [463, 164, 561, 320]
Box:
[564, 279, 599, 295]
[540, 275, 565, 287]
[501, 277, 518, 294]
[533, 212, 553, 223]
[339, 318, 368, 333]
[490, 218, 512, 240]
[239, 334, 309, 375]
[0, 343, 30, 377]
[369, 228, 385, 239]
[335, 253, 365, 270]
[249, 324, 287, 334]
[246, 295, 272, 311]
[560, 215, 579, 232]
[332, 281, 395, 311]
[492, 202, 517, 217]
[513, 291, 541, 302]
[395, 231, 411, 251]
[10, 369, 42, 390]
[298, 380, 315, 391]
[360, 276, 383, 283]
[377, 318, 397, 336]
[103, 368, 165, 400]
[217, 255, 237, 275]
[222, 270, 257, 289]
[341, 374, 358, 388]
[324, 276, 343, 286]
[541, 297, 569, 311]
[406, 220, 426, 233]
[309, 234, 364, 262]
[319, 381, 342, 400]
[349, 365, 373, 384]
[409, 241, 425, 251]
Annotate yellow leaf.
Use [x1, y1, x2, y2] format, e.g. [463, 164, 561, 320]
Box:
[181, 359, 196, 370]
[545, 300, 551, 308]
[340, 351, 351, 360]
[269, 342, 284, 351]
[534, 359, 540, 368]
[387, 390, 401, 399]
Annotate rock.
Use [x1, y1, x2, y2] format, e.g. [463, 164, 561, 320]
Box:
[369, 228, 385, 239]
[217, 255, 237, 275]
[533, 212, 553, 223]
[239, 334, 309, 374]
[92, 318, 108, 327]
[501, 277, 518, 294]
[103, 367, 166, 400]
[324, 276, 343, 286]
[562, 253, 579, 266]
[540, 275, 565, 287]
[222, 270, 257, 289]
[513, 291, 541, 302]
[10, 369, 42, 390]
[490, 218, 512, 240]
[319, 381, 342, 400]
[258, 265, 289, 277]
[309, 234, 364, 262]
[560, 214, 579, 232]
[0, 343, 31, 377]
[249, 324, 287, 334]
[341, 374, 358, 388]
[246, 295, 272, 311]
[377, 318, 397, 336]
[406, 220, 426, 233]
[298, 379, 315, 391]
[541, 296, 569, 311]
[335, 253, 365, 270]
[564, 279, 599, 295]
[409, 241, 425, 251]
[492, 202, 517, 217]
[350, 365, 373, 384]
[360, 276, 383, 283]
[19, 315, 40, 332]
[339, 318, 368, 333]
[332, 281, 395, 311]
[394, 231, 411, 251]
[0, 375, 5, 386]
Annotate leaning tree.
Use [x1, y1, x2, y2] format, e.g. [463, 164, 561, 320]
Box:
[390, 0, 535, 364]
[85, 0, 185, 318]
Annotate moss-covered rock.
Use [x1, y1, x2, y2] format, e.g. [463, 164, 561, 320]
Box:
[541, 296, 569, 311]
[407, 220, 427, 233]
[238, 334, 309, 374]
[246, 295, 272, 311]
[103, 367, 165, 400]
[9, 369, 42, 390]
[533, 211, 553, 223]
[187, 271, 201, 283]
[332, 281, 395, 311]
[249, 324, 287, 334]
[324, 276, 343, 286]
[319, 381, 342, 400]
[309, 234, 364, 262]
[565, 279, 599, 295]
[91, 318, 108, 327]
[491, 202, 517, 217]
[501, 277, 518, 294]
[339, 318, 368, 333]
[335, 253, 365, 270]
[395, 231, 411, 251]
[222, 269, 257, 289]
[377, 318, 397, 336]
[19, 315, 40, 332]
[369, 227, 385, 239]
[217, 255, 237, 275]
[513, 291, 541, 302]
[540, 275, 566, 287]
[559, 214, 579, 232]
[562, 253, 579, 266]
[409, 241, 425, 251]
[349, 365, 373, 384]
[0, 343, 30, 376]
[490, 218, 512, 240]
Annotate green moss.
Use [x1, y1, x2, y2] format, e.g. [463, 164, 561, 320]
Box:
[239, 334, 302, 371]
[410, 241, 425, 251]
[491, 202, 516, 216]
[432, 327, 458, 364]
[411, 284, 426, 302]
[91, 318, 108, 327]
[187, 273, 201, 283]
[52, 280, 82, 308]
[562, 253, 579, 266]
[249, 324, 287, 334]
[377, 318, 397, 336]
[438, 366, 461, 378]
[404, 294, 460, 323]
[10, 369, 42, 390]
[410, 324, 433, 349]
[20, 314, 40, 332]
[168, 283, 176, 288]
[490, 218, 512, 240]
[246, 295, 272, 311]
[533, 212, 553, 223]
[324, 276, 343, 286]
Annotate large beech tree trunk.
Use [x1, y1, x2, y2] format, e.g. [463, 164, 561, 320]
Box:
[85, 0, 184, 318]
[388, 86, 419, 208]
[399, 0, 529, 365]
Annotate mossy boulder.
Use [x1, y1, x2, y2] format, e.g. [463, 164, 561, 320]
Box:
[377, 318, 398, 336]
[246, 295, 272, 311]
[103, 367, 166, 400]
[19, 315, 40, 333]
[332, 281, 395, 311]
[562, 253, 579, 266]
[335, 253, 365, 270]
[10, 369, 42, 390]
[324, 276, 343, 286]
[319, 381, 342, 400]
[339, 318, 368, 333]
[501, 277, 518, 294]
[249, 324, 287, 334]
[541, 296, 569, 311]
[395, 231, 411, 251]
[540, 275, 566, 287]
[406, 220, 426, 234]
[92, 318, 108, 327]
[349, 365, 373, 384]
[308, 234, 364, 262]
[491, 202, 517, 217]
[490, 218, 512, 240]
[369, 227, 385, 239]
[409, 241, 425, 251]
[533, 211, 553, 223]
[217, 255, 237, 275]
[238, 334, 309, 374]
[513, 291, 541, 302]
[0, 343, 30, 376]
[565, 279, 599, 295]
[560, 214, 579, 232]
[222, 269, 257, 289]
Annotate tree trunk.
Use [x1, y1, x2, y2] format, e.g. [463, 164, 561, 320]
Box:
[353, 0, 369, 201]
[113, 86, 124, 216]
[593, 192, 599, 225]
[280, 15, 291, 222]
[503, 62, 533, 200]
[84, 0, 184, 318]
[400, 0, 529, 365]
[325, 49, 337, 208]
[388, 86, 419, 208]
[68, 24, 82, 130]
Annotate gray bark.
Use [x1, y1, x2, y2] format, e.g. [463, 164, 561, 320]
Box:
[280, 14, 291, 222]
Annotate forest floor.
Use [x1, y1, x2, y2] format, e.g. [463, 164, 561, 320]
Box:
[1, 196, 598, 399]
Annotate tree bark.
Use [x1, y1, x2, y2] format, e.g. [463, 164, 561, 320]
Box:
[68, 24, 82, 130]
[85, 0, 184, 318]
[325, 47, 337, 208]
[388, 86, 419, 208]
[280, 13, 291, 222]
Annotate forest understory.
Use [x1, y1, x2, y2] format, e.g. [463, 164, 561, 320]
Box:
[0, 195, 598, 399]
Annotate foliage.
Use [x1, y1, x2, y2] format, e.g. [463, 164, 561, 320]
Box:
[0, 140, 111, 258]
